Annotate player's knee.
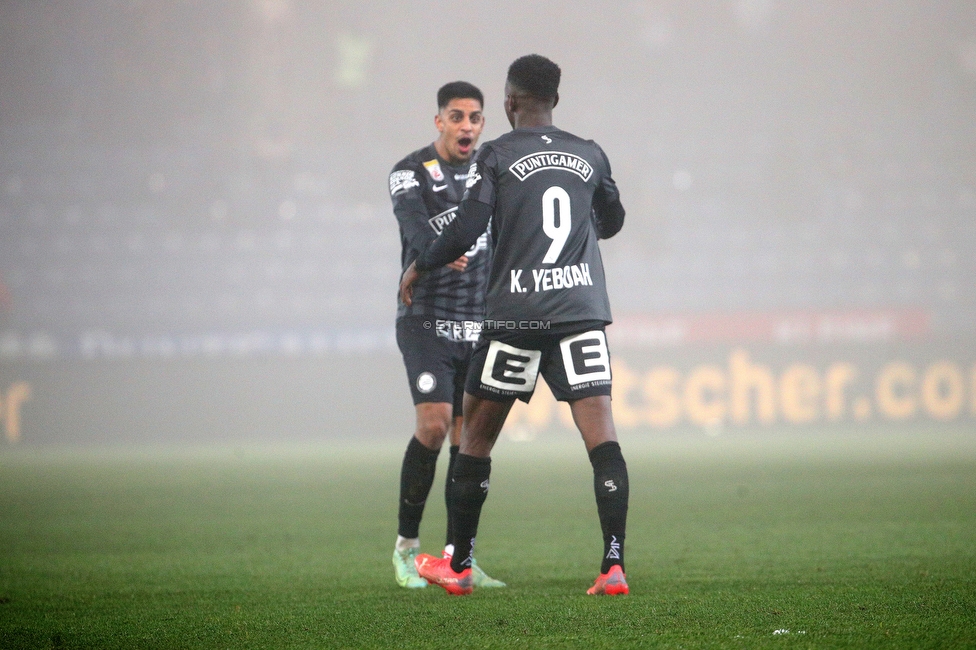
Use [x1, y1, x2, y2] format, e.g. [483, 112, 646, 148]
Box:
[417, 420, 450, 440]
[415, 413, 451, 446]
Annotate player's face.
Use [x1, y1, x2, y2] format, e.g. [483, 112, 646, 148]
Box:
[435, 98, 484, 165]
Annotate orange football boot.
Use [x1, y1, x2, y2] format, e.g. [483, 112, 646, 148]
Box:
[414, 553, 473, 595]
[587, 565, 629, 595]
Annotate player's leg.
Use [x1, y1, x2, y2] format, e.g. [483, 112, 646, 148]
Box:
[442, 414, 462, 556]
[546, 329, 630, 594]
[393, 402, 451, 588]
[393, 318, 457, 588]
[440, 342, 505, 586]
[571, 393, 618, 452]
[418, 393, 512, 588]
[570, 395, 629, 592]
[449, 415, 462, 444]
[449, 334, 535, 572]
[417, 336, 532, 592]
[450, 393, 513, 580]
[400, 402, 453, 541]
[442, 360, 466, 557]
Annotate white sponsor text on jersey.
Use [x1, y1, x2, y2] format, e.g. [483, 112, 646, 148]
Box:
[508, 263, 593, 292]
[508, 151, 593, 182]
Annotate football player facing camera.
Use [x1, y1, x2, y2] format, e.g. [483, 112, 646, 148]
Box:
[389, 81, 503, 590]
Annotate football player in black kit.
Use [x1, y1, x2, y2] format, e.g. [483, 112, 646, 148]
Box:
[389, 81, 504, 590]
[401, 55, 629, 596]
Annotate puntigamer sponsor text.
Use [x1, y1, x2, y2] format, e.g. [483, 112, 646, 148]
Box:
[508, 151, 593, 182]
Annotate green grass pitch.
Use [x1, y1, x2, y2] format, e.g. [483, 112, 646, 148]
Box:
[2, 429, 975, 648]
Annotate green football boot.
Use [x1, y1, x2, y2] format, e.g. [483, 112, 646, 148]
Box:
[470, 558, 506, 588]
[393, 547, 427, 588]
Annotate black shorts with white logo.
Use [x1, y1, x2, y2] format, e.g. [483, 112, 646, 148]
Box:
[396, 316, 477, 416]
[465, 325, 613, 403]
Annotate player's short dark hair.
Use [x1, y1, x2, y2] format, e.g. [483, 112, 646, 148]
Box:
[437, 81, 483, 110]
[507, 54, 561, 101]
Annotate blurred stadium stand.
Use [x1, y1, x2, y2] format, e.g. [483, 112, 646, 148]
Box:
[1, 0, 974, 359]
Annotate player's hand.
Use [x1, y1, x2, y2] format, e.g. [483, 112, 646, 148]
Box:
[399, 261, 422, 306]
[446, 255, 469, 272]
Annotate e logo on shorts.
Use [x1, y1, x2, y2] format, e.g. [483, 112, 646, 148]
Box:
[559, 331, 611, 386]
[417, 372, 437, 393]
[481, 341, 541, 392]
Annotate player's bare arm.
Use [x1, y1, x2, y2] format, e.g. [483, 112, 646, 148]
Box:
[398, 261, 421, 307]
[399, 254, 471, 305]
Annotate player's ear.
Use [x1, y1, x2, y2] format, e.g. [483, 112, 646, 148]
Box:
[552, 92, 559, 109]
[434, 112, 445, 133]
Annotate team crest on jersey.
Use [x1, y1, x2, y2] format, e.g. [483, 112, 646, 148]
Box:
[389, 170, 419, 195]
[465, 161, 481, 188]
[423, 159, 445, 181]
[509, 151, 593, 182]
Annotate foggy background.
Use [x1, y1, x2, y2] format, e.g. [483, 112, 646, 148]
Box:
[1, 0, 974, 445]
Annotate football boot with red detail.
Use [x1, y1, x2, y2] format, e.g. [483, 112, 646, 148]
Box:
[415, 553, 473, 595]
[586, 564, 629, 595]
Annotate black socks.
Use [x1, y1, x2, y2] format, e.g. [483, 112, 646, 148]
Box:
[444, 445, 460, 547]
[397, 436, 440, 539]
[448, 453, 491, 573]
[589, 441, 629, 574]
[413, 441, 626, 577]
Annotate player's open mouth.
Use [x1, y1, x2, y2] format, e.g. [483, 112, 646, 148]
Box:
[458, 137, 473, 150]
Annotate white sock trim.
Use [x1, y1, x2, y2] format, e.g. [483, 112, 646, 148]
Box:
[395, 536, 420, 552]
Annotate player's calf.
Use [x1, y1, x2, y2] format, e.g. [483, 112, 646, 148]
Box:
[589, 440, 629, 575]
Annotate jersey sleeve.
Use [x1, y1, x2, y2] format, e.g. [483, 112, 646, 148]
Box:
[389, 161, 435, 263]
[415, 148, 496, 273]
[591, 144, 625, 239]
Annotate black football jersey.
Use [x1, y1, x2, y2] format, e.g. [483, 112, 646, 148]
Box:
[419, 126, 623, 327]
[390, 143, 489, 321]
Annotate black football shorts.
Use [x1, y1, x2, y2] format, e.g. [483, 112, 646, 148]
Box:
[465, 327, 613, 403]
[396, 316, 477, 415]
